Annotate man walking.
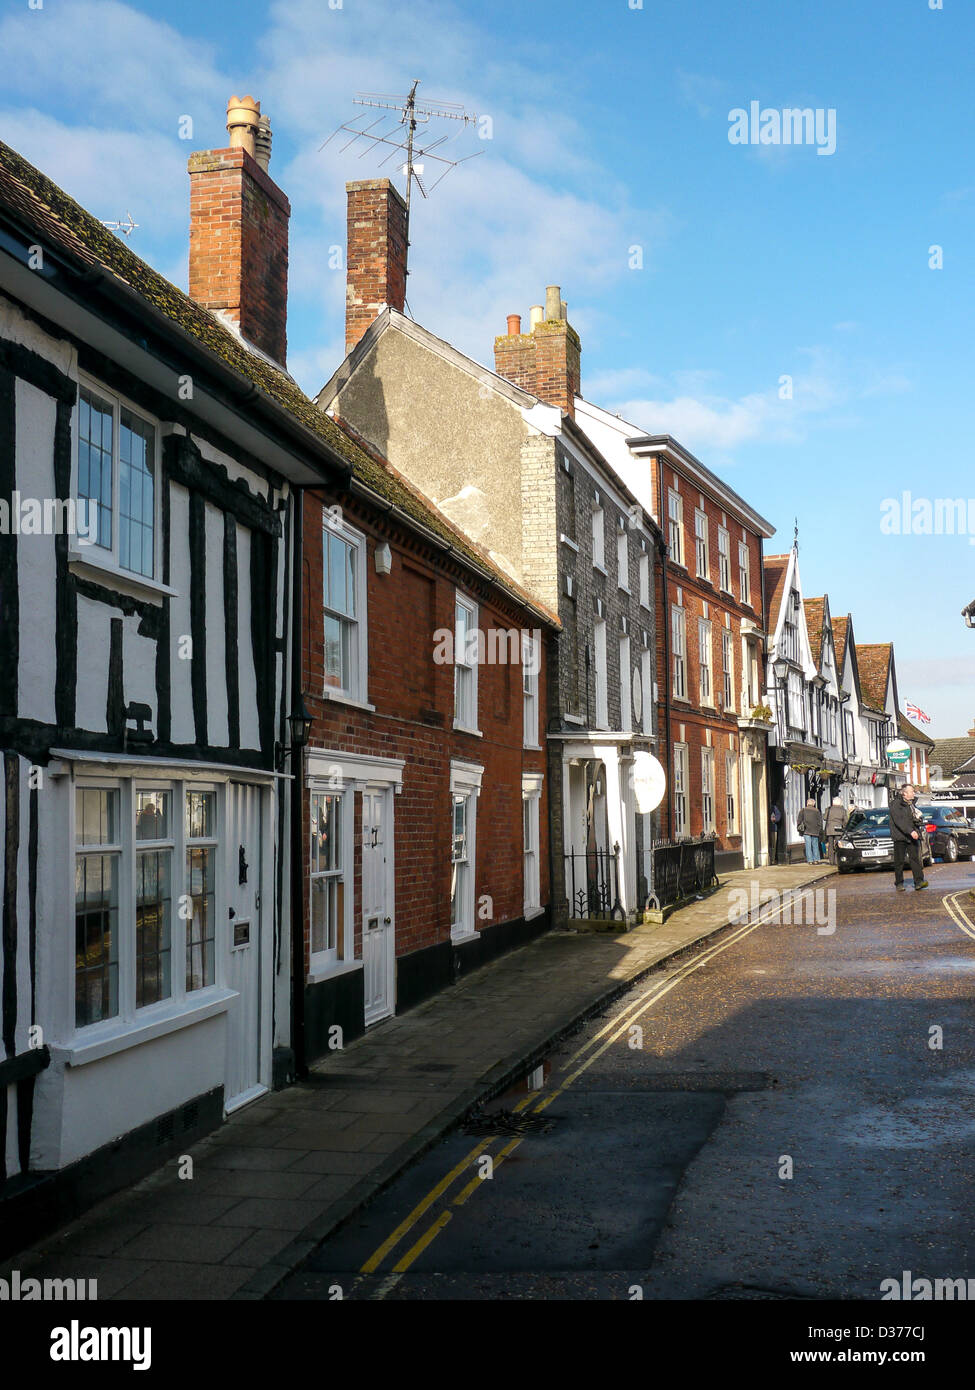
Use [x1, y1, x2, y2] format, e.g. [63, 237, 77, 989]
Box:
[824, 796, 846, 863]
[796, 798, 823, 863]
[890, 783, 928, 891]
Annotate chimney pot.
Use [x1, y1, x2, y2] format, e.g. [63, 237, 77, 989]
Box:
[255, 113, 272, 172]
[528, 304, 544, 332]
[226, 94, 261, 158]
[545, 284, 562, 321]
[507, 314, 521, 336]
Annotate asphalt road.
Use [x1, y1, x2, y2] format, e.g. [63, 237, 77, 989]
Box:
[274, 859, 975, 1301]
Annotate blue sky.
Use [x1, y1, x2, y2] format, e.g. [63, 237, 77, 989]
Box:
[2, 0, 972, 735]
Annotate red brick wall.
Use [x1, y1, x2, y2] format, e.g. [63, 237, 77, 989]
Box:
[345, 179, 408, 354]
[494, 320, 581, 418]
[299, 490, 550, 979]
[652, 456, 766, 850]
[187, 146, 290, 364]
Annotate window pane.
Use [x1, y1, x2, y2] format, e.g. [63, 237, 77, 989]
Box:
[136, 789, 171, 840]
[323, 614, 351, 690]
[136, 849, 172, 1007]
[186, 845, 215, 991]
[186, 789, 215, 839]
[311, 793, 341, 873]
[77, 388, 113, 550]
[325, 533, 355, 618]
[311, 876, 344, 955]
[119, 409, 155, 578]
[76, 787, 118, 846]
[75, 852, 119, 1026]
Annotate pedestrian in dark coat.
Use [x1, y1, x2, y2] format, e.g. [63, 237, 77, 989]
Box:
[824, 797, 846, 863]
[796, 799, 823, 863]
[890, 784, 928, 891]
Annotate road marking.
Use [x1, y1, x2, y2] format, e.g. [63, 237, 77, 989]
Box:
[943, 892, 975, 942]
[359, 1137, 497, 1273]
[453, 1135, 522, 1206]
[372, 1273, 403, 1300]
[359, 896, 788, 1279]
[391, 1210, 452, 1274]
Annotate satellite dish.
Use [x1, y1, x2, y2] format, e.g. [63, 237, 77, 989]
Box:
[630, 752, 666, 814]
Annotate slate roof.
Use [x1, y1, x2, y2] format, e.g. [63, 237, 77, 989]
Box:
[0, 138, 557, 627]
[929, 737, 975, 777]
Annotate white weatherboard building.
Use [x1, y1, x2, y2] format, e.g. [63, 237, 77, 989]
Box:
[0, 135, 354, 1249]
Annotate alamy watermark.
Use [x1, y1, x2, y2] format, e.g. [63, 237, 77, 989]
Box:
[729, 881, 836, 936]
[728, 102, 837, 156]
[0, 493, 97, 543]
[881, 492, 975, 544]
[433, 625, 542, 671]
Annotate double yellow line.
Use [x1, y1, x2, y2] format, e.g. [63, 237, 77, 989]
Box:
[356, 895, 789, 1284]
[942, 891, 975, 941]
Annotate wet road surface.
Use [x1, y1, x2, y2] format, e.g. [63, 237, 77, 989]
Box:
[274, 860, 975, 1300]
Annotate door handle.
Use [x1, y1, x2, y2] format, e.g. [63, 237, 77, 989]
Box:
[384, 916, 392, 925]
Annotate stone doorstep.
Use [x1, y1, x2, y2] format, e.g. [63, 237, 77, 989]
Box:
[231, 863, 837, 1301]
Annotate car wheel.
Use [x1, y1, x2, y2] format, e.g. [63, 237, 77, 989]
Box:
[946, 837, 959, 863]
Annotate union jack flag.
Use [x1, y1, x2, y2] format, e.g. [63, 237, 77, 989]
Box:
[906, 702, 931, 725]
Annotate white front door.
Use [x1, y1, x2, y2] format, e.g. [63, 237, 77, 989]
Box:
[361, 787, 394, 1025]
[224, 782, 266, 1109]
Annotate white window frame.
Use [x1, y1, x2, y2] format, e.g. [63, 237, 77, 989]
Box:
[453, 591, 480, 734]
[450, 761, 483, 942]
[698, 618, 712, 705]
[640, 649, 653, 736]
[717, 526, 731, 592]
[309, 787, 351, 972]
[738, 539, 751, 605]
[72, 777, 227, 1045]
[592, 502, 606, 571]
[322, 514, 369, 704]
[639, 551, 651, 609]
[694, 508, 709, 580]
[725, 750, 739, 834]
[522, 630, 540, 749]
[667, 489, 684, 568]
[722, 628, 734, 711]
[673, 743, 689, 837]
[594, 620, 609, 729]
[522, 772, 543, 918]
[619, 634, 632, 731]
[701, 746, 715, 834]
[671, 605, 687, 701]
[616, 528, 629, 590]
[73, 375, 162, 585]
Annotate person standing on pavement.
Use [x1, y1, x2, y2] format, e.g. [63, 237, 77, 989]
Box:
[824, 796, 846, 863]
[796, 798, 823, 863]
[890, 783, 928, 891]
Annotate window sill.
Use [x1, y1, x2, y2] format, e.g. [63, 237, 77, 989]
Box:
[640, 598, 652, 611]
[524, 904, 545, 921]
[68, 552, 178, 605]
[453, 721, 483, 737]
[450, 926, 478, 945]
[593, 562, 608, 576]
[63, 988, 236, 1067]
[559, 534, 579, 552]
[321, 690, 376, 713]
[563, 713, 585, 725]
[617, 583, 631, 595]
[307, 958, 363, 986]
[523, 742, 543, 752]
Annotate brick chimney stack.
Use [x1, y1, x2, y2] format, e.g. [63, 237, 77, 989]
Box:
[493, 285, 581, 418]
[187, 95, 290, 366]
[345, 179, 408, 355]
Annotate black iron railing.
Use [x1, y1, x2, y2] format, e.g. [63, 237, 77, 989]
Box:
[564, 845, 624, 921]
[647, 836, 718, 911]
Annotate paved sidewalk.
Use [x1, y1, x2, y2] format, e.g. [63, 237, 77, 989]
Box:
[2, 862, 834, 1300]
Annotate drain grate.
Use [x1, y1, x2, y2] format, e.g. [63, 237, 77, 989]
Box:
[461, 1106, 555, 1137]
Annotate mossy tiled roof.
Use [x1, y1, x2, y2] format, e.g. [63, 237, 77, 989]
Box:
[857, 642, 892, 715]
[0, 138, 556, 624]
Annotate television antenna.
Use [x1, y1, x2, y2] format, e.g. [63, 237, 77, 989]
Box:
[321, 80, 482, 229]
[100, 212, 139, 238]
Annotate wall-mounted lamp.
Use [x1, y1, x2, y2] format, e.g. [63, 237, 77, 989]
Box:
[275, 690, 312, 771]
[375, 542, 392, 575]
